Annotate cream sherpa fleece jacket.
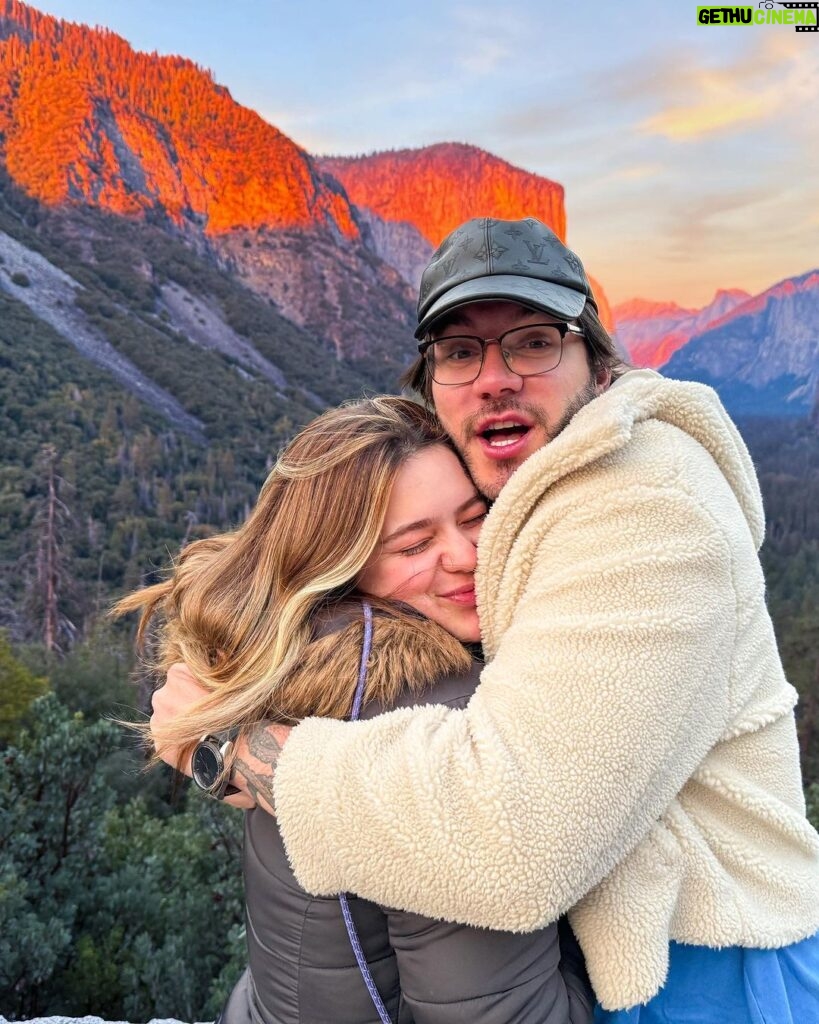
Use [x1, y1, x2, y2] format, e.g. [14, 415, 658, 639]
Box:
[274, 370, 819, 1010]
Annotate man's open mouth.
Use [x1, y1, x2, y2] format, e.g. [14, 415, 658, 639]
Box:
[477, 420, 532, 449]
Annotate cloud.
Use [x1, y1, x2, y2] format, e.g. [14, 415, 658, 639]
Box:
[662, 187, 774, 257]
[450, 4, 530, 75]
[643, 92, 776, 139]
[640, 35, 819, 140]
[612, 162, 666, 182]
[458, 39, 512, 75]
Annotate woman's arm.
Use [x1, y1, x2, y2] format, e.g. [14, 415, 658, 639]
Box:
[151, 605, 474, 814]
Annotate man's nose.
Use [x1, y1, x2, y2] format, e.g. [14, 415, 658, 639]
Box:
[473, 340, 523, 399]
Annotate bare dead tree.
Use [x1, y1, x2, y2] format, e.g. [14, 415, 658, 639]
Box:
[32, 445, 76, 655]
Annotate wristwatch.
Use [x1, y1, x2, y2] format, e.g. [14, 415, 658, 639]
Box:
[191, 730, 241, 799]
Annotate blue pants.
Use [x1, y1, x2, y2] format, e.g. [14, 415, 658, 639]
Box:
[594, 932, 819, 1023]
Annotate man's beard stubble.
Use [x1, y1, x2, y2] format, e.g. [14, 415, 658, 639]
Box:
[460, 378, 600, 501]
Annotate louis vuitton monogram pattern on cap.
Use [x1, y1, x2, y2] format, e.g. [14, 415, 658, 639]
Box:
[415, 217, 597, 339]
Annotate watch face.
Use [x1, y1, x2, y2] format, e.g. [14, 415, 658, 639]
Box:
[192, 743, 221, 790]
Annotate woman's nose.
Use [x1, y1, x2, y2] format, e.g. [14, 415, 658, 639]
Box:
[440, 530, 478, 572]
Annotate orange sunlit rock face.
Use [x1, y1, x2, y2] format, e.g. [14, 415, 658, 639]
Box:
[0, 0, 359, 238]
[320, 143, 567, 248]
[587, 275, 614, 335]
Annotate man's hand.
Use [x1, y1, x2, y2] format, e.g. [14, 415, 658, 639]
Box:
[150, 662, 292, 814]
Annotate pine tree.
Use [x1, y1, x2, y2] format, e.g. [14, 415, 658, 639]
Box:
[0, 631, 48, 742]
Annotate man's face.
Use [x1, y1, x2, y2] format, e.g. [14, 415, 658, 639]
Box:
[430, 300, 606, 499]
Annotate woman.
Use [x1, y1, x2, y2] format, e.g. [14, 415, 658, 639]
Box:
[117, 396, 593, 1024]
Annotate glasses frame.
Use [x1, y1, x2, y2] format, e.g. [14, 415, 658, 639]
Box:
[418, 321, 585, 386]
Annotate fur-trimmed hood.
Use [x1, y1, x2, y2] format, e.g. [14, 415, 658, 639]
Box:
[288, 599, 473, 720]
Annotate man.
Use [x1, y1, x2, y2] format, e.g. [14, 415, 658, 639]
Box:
[153, 217, 819, 1011]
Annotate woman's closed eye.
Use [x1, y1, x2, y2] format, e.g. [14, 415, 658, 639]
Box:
[462, 510, 487, 528]
[398, 538, 432, 557]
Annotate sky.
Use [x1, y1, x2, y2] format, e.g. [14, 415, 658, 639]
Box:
[32, 0, 819, 308]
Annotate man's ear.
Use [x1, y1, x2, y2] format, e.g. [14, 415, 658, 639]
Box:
[594, 366, 612, 393]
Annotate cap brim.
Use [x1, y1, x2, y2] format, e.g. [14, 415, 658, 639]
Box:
[416, 274, 588, 339]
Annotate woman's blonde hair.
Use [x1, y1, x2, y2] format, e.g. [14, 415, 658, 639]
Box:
[114, 396, 457, 758]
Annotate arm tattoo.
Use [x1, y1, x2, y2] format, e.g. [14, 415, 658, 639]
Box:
[248, 725, 285, 764]
[233, 761, 274, 815]
[232, 722, 284, 815]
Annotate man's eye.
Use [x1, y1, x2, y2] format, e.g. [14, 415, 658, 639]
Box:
[519, 336, 555, 350]
[444, 347, 479, 362]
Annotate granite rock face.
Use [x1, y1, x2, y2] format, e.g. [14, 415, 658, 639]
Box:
[663, 270, 819, 416]
[319, 143, 567, 250]
[355, 208, 436, 292]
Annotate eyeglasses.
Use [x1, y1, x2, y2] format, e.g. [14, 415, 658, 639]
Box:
[418, 322, 585, 386]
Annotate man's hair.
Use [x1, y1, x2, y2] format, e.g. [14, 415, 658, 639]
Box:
[401, 303, 632, 403]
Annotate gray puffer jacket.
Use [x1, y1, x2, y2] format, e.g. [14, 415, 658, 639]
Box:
[221, 604, 593, 1024]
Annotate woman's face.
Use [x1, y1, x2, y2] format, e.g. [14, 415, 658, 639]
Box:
[357, 445, 486, 642]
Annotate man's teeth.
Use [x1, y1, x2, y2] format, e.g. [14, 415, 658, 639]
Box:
[482, 422, 528, 447]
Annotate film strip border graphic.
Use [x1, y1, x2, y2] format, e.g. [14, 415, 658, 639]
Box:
[778, 1, 819, 30]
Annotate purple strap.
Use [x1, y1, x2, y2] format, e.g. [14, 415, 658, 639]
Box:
[338, 602, 394, 1023]
[349, 600, 374, 721]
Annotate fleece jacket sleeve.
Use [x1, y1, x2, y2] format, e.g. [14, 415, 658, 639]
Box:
[273, 481, 737, 930]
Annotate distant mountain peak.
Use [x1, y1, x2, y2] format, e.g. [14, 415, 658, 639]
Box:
[612, 297, 696, 322]
[615, 288, 755, 369]
[713, 287, 752, 302]
[663, 269, 819, 417]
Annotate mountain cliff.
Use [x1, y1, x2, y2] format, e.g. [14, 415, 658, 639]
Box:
[663, 270, 819, 416]
[0, 0, 357, 238]
[0, 3, 618, 353]
[614, 289, 751, 368]
[319, 143, 566, 248]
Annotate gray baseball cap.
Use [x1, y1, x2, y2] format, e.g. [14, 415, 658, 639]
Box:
[416, 216, 596, 339]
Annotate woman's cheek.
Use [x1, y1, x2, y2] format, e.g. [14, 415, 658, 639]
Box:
[389, 558, 437, 604]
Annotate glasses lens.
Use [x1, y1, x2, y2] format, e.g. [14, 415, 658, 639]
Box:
[501, 325, 564, 375]
[426, 336, 484, 384]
